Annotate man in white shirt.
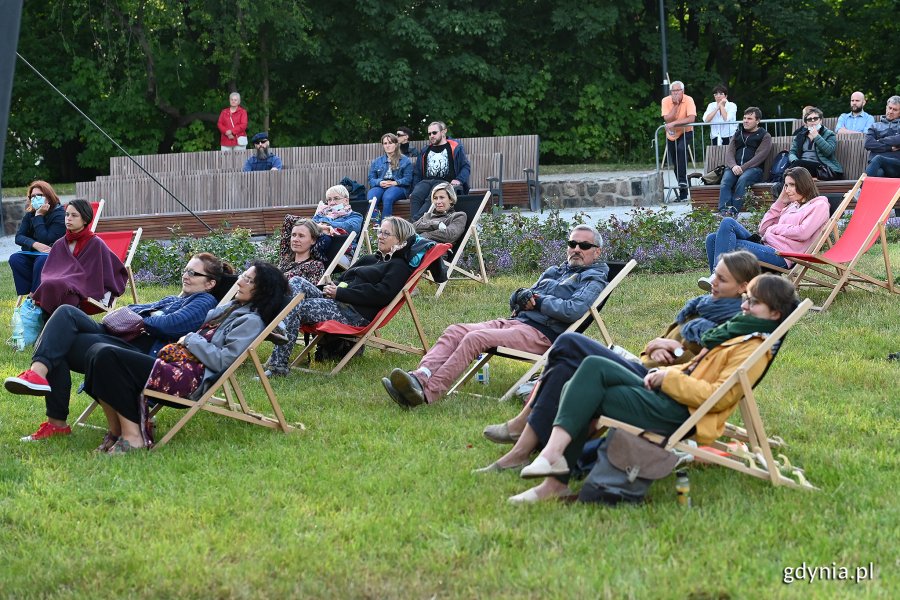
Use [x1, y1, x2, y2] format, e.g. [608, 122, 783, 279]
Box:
[703, 85, 737, 146]
[836, 92, 874, 135]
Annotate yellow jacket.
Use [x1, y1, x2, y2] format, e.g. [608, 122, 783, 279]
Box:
[659, 333, 772, 444]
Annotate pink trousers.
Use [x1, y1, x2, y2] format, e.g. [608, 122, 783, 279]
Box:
[417, 318, 551, 403]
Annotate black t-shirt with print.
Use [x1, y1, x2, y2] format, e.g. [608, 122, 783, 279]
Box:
[423, 143, 456, 182]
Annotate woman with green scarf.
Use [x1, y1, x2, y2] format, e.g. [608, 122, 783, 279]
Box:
[509, 274, 800, 504]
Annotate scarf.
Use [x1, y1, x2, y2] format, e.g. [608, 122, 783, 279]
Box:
[700, 314, 779, 349]
[64, 227, 95, 257]
[315, 200, 352, 220]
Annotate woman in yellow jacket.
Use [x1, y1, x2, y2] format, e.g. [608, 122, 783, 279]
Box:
[509, 274, 799, 504]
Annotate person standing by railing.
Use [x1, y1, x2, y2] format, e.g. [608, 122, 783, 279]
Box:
[661, 81, 697, 201]
[703, 85, 737, 146]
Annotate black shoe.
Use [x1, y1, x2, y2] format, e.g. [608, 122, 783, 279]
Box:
[382, 377, 409, 409]
[679, 185, 689, 201]
[389, 368, 426, 406]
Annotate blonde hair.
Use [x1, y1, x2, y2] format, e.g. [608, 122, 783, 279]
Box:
[382, 216, 416, 243]
[430, 182, 457, 207]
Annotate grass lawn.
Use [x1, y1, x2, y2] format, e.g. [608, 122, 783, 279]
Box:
[0, 249, 897, 599]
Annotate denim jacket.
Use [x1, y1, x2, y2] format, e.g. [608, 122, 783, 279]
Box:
[368, 154, 413, 193]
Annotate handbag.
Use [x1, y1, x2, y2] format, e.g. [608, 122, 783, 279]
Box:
[237, 135, 248, 146]
[701, 165, 726, 185]
[101, 307, 145, 341]
[7, 298, 44, 351]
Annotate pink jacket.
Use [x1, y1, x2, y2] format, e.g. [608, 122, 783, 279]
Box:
[759, 196, 830, 259]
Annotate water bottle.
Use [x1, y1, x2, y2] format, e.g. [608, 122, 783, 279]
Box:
[475, 354, 490, 385]
[675, 469, 691, 508]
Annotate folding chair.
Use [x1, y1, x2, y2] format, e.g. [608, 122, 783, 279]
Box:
[433, 191, 491, 298]
[121, 292, 306, 449]
[82, 228, 142, 314]
[291, 243, 452, 376]
[777, 176, 900, 311]
[349, 198, 377, 265]
[447, 259, 637, 402]
[89, 199, 105, 232]
[758, 177, 861, 276]
[595, 299, 816, 490]
[318, 232, 356, 284]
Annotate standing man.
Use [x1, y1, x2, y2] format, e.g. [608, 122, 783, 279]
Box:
[864, 96, 900, 178]
[703, 85, 737, 146]
[661, 81, 697, 201]
[242, 132, 283, 171]
[718, 107, 772, 215]
[835, 92, 875, 136]
[408, 121, 471, 221]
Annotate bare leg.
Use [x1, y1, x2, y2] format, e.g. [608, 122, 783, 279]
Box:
[117, 415, 145, 448]
[98, 401, 122, 436]
[494, 425, 539, 467]
[30, 362, 48, 378]
[506, 403, 533, 437]
[536, 425, 573, 464]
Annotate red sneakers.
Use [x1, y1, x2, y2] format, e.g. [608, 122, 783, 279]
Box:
[4, 370, 52, 396]
[21, 421, 72, 442]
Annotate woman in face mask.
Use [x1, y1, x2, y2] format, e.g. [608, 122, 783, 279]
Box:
[311, 184, 365, 260]
[787, 107, 843, 180]
[10, 180, 67, 296]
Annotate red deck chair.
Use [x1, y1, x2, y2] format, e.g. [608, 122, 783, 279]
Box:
[88, 199, 105, 232]
[291, 242, 451, 375]
[81, 228, 142, 314]
[778, 177, 900, 311]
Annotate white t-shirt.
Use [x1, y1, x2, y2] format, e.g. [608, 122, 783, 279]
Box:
[704, 101, 738, 141]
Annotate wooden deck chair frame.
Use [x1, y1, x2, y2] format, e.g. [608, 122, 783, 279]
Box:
[447, 259, 637, 402]
[291, 243, 452, 376]
[757, 177, 862, 277]
[119, 292, 308, 449]
[778, 176, 900, 311]
[318, 231, 356, 285]
[595, 299, 816, 490]
[89, 199, 105, 232]
[83, 227, 142, 313]
[352, 198, 377, 263]
[434, 191, 491, 298]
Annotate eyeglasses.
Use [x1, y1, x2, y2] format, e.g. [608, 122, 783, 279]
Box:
[183, 268, 214, 279]
[427, 130, 440, 136]
[741, 293, 761, 307]
[566, 240, 600, 250]
[396, 132, 408, 137]
[325, 196, 345, 203]
[376, 229, 395, 238]
[239, 272, 255, 285]
[804, 116, 821, 123]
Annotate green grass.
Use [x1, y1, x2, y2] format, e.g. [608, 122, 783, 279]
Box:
[0, 249, 898, 598]
[2, 183, 77, 198]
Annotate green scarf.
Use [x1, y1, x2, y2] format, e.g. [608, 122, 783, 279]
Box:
[700, 314, 779, 349]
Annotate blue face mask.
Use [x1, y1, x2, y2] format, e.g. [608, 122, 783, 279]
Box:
[31, 195, 46, 211]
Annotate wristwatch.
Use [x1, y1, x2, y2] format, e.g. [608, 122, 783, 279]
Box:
[673, 347, 685, 358]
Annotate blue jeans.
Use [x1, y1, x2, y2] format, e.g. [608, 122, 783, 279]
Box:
[367, 185, 408, 218]
[705, 218, 788, 272]
[718, 166, 763, 212]
[865, 155, 900, 178]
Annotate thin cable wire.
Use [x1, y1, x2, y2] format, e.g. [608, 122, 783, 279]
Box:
[16, 52, 213, 231]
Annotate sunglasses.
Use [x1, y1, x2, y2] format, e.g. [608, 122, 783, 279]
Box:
[396, 132, 408, 137]
[804, 116, 821, 123]
[427, 130, 440, 136]
[566, 240, 600, 250]
[183, 268, 215, 279]
[254, 139, 268, 145]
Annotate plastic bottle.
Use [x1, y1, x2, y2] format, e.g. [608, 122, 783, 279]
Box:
[475, 354, 491, 385]
[675, 469, 691, 508]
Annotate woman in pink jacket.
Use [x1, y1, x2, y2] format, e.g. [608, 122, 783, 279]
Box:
[217, 92, 248, 151]
[702, 167, 829, 285]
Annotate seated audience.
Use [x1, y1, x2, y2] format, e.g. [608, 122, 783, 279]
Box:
[704, 167, 830, 276]
[313, 185, 364, 242]
[702, 85, 737, 146]
[835, 92, 874, 136]
[264, 217, 445, 376]
[32, 199, 128, 316]
[10, 180, 66, 296]
[718, 107, 772, 215]
[382, 225, 609, 408]
[476, 251, 760, 474]
[509, 274, 799, 503]
[864, 95, 900, 179]
[367, 133, 412, 219]
[788, 107, 843, 180]
[5, 254, 234, 442]
[279, 218, 327, 285]
[413, 182, 467, 245]
[243, 132, 283, 171]
[409, 121, 471, 221]
[79, 262, 287, 453]
[396, 126, 420, 159]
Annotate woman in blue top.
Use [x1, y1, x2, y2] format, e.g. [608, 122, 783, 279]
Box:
[4, 253, 234, 443]
[9, 180, 67, 295]
[367, 133, 413, 219]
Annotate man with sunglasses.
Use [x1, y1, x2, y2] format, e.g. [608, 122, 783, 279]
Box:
[396, 126, 420, 159]
[242, 131, 283, 172]
[383, 225, 609, 409]
[408, 121, 471, 221]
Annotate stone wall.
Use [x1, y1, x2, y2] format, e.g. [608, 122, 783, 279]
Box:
[539, 171, 663, 209]
[2, 196, 27, 236]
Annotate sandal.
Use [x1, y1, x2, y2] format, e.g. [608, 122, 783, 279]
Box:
[95, 432, 119, 453]
[106, 438, 145, 454]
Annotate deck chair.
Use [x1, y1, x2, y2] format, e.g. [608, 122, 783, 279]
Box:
[318, 232, 356, 284]
[433, 191, 491, 298]
[130, 292, 306, 449]
[89, 199, 105, 232]
[757, 177, 862, 276]
[447, 259, 637, 402]
[291, 243, 452, 376]
[777, 176, 900, 311]
[595, 299, 816, 490]
[81, 228, 142, 314]
[349, 198, 377, 265]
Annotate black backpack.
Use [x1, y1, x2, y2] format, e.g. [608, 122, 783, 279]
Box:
[768, 150, 790, 183]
